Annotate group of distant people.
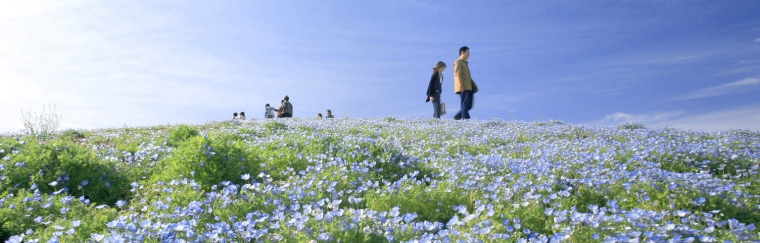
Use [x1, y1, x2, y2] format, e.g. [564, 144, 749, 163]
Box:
[315, 110, 334, 119]
[264, 95, 294, 118]
[231, 95, 336, 121]
[231, 112, 247, 120]
[426, 46, 478, 119]
[232, 46, 476, 122]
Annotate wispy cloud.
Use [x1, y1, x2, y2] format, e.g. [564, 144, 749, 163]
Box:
[715, 64, 760, 76]
[755, 37, 760, 42]
[591, 111, 684, 126]
[591, 106, 760, 132]
[659, 106, 760, 132]
[673, 76, 760, 100]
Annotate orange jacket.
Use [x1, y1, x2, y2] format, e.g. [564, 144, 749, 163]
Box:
[454, 58, 474, 93]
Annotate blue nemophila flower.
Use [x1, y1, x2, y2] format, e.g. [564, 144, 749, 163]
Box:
[41, 201, 53, 209]
[694, 197, 707, 206]
[317, 232, 331, 241]
[91, 233, 105, 242]
[60, 196, 75, 205]
[80, 180, 89, 187]
[7, 234, 24, 243]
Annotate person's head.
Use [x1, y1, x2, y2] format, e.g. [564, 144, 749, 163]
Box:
[318, 113, 322, 117]
[240, 112, 245, 116]
[433, 61, 446, 73]
[284, 95, 289, 101]
[327, 109, 332, 115]
[281, 99, 285, 104]
[233, 112, 238, 117]
[265, 103, 270, 107]
[459, 46, 470, 59]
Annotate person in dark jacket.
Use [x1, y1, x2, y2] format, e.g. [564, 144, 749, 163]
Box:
[281, 95, 293, 118]
[426, 61, 446, 118]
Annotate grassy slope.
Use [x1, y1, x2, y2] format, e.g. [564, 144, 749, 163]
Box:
[1, 118, 759, 242]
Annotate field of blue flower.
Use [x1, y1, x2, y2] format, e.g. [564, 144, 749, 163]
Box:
[1, 118, 759, 243]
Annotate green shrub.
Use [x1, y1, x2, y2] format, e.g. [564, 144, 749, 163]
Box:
[365, 181, 475, 224]
[343, 141, 435, 183]
[619, 123, 647, 130]
[61, 129, 86, 141]
[0, 138, 135, 205]
[264, 121, 288, 131]
[153, 133, 261, 190]
[168, 124, 199, 146]
[0, 189, 120, 242]
[383, 117, 398, 122]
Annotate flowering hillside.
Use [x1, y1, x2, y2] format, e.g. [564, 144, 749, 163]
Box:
[1, 118, 759, 242]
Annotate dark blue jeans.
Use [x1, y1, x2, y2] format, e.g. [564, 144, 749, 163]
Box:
[453, 90, 473, 120]
[431, 93, 441, 118]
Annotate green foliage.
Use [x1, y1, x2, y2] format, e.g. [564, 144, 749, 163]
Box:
[345, 141, 435, 183]
[688, 195, 760, 226]
[264, 121, 288, 131]
[365, 181, 475, 223]
[0, 190, 119, 242]
[499, 202, 554, 237]
[619, 123, 647, 130]
[2, 119, 759, 242]
[61, 129, 86, 141]
[0, 138, 135, 205]
[153, 133, 260, 190]
[572, 186, 608, 213]
[447, 144, 490, 157]
[330, 230, 387, 243]
[555, 127, 592, 140]
[535, 120, 566, 126]
[168, 124, 199, 146]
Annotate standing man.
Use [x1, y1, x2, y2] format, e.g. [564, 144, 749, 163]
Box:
[282, 95, 293, 118]
[453, 46, 477, 120]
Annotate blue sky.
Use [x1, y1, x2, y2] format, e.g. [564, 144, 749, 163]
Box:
[2, 1, 759, 133]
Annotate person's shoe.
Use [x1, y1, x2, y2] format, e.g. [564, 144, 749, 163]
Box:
[453, 117, 461, 120]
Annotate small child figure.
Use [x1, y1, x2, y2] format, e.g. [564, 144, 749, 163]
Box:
[232, 112, 238, 120]
[265, 104, 277, 118]
[239, 112, 246, 120]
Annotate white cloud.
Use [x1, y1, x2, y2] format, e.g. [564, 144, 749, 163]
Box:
[592, 111, 684, 126]
[673, 77, 760, 100]
[657, 107, 760, 132]
[591, 106, 760, 132]
[755, 37, 760, 42]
